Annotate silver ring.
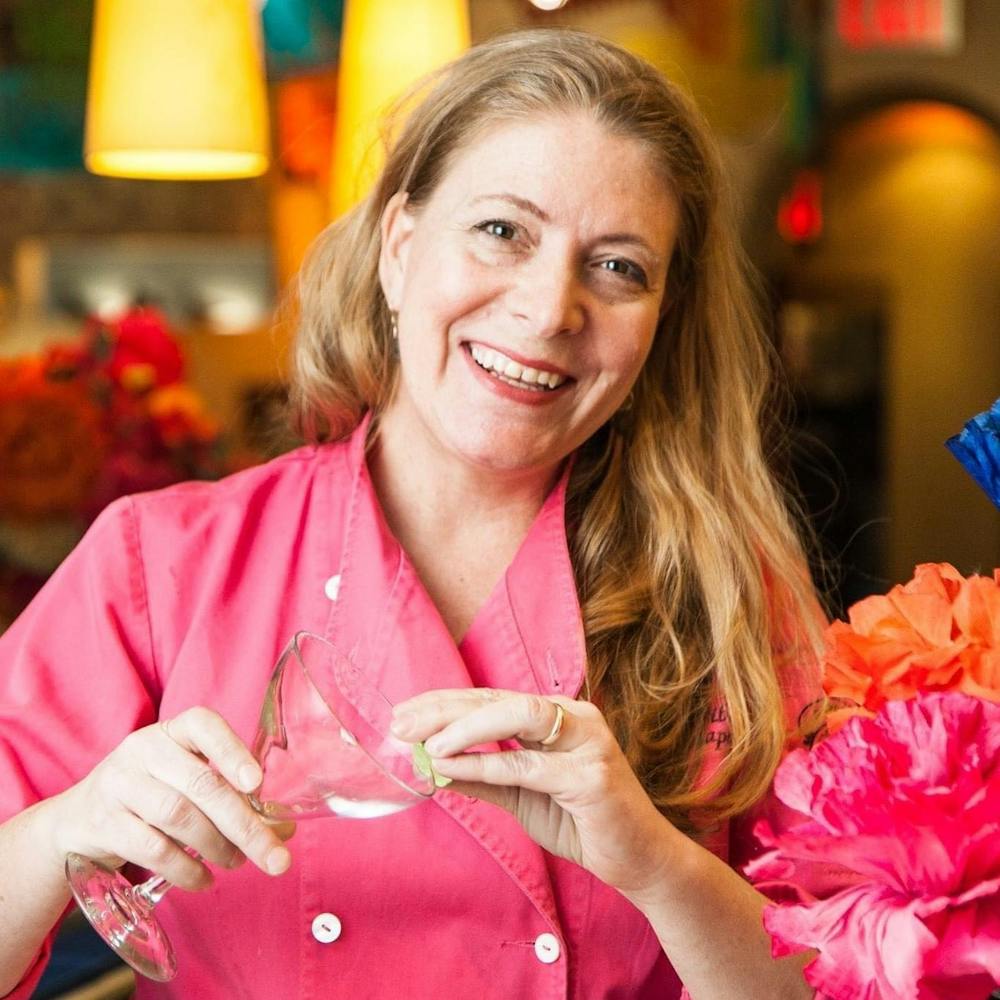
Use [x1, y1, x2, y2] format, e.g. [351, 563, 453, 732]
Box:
[539, 702, 565, 747]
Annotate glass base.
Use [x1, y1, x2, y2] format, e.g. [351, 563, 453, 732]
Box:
[65, 853, 177, 982]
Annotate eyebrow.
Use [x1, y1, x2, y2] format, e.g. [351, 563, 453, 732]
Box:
[471, 193, 551, 222]
[469, 192, 665, 267]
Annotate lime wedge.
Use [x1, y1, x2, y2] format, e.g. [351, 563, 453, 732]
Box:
[412, 742, 453, 788]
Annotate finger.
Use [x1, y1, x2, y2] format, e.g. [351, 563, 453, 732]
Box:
[144, 733, 290, 876]
[430, 748, 572, 796]
[117, 774, 245, 870]
[437, 779, 517, 813]
[418, 696, 581, 757]
[160, 708, 262, 793]
[391, 689, 507, 740]
[266, 820, 297, 843]
[103, 810, 215, 892]
[398, 688, 507, 711]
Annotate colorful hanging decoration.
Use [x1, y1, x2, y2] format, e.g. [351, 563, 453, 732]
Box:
[261, 0, 345, 75]
[276, 71, 338, 182]
[0, 0, 91, 170]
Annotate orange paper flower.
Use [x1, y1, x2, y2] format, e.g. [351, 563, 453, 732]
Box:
[822, 563, 1000, 730]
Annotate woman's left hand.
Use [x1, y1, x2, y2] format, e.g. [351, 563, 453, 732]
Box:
[390, 690, 678, 900]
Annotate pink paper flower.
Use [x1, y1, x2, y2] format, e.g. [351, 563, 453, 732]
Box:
[745, 692, 1000, 1000]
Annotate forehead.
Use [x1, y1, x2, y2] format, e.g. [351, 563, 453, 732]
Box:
[425, 113, 677, 235]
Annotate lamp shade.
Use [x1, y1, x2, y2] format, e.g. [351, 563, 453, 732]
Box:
[84, 0, 270, 180]
[330, 0, 469, 217]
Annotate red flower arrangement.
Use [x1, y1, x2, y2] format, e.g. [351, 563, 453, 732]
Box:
[746, 564, 1000, 1000]
[0, 306, 226, 525]
[0, 306, 238, 626]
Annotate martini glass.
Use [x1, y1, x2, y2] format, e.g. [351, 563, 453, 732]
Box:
[65, 631, 435, 981]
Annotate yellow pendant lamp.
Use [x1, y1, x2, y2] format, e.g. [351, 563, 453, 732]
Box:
[84, 0, 270, 180]
[330, 0, 470, 217]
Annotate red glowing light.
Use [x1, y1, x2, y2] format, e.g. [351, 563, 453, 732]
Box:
[778, 170, 823, 245]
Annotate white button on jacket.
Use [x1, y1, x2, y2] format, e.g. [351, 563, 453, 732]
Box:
[324, 574, 341, 601]
[533, 932, 561, 964]
[311, 912, 343, 944]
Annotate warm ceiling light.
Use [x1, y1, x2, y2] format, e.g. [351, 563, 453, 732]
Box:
[530, 0, 569, 9]
[84, 0, 270, 180]
[329, 0, 470, 217]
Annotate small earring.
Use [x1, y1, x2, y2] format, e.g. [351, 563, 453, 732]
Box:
[390, 310, 399, 340]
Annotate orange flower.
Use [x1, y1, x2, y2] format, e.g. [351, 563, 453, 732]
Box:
[822, 563, 1000, 730]
[0, 361, 107, 518]
[147, 385, 220, 447]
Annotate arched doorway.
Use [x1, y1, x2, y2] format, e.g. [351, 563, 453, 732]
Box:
[768, 99, 1000, 610]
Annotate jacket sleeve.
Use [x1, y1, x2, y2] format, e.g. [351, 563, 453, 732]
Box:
[0, 497, 162, 997]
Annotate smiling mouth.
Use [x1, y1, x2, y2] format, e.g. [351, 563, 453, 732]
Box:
[467, 343, 569, 392]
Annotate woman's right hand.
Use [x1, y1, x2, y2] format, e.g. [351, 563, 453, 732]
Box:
[44, 706, 292, 890]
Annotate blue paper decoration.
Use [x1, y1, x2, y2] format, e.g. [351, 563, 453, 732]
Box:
[946, 396, 1000, 510]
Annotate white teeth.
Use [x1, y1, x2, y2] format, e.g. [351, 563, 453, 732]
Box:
[469, 343, 566, 390]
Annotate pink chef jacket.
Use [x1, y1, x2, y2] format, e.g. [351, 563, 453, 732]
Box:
[0, 416, 819, 999]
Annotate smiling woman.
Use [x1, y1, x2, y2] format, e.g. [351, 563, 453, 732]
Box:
[292, 26, 824, 830]
[0, 27, 823, 1000]
[288, 26, 824, 997]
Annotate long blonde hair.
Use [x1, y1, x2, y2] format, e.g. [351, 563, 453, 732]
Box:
[290, 29, 825, 834]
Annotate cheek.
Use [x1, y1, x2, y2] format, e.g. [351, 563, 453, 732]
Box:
[402, 240, 507, 323]
[603, 324, 657, 380]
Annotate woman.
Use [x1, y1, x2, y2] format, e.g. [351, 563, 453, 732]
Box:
[0, 29, 824, 999]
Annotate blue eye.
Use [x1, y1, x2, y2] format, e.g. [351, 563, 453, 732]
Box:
[476, 220, 517, 240]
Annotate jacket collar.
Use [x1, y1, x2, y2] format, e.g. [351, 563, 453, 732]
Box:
[325, 413, 585, 705]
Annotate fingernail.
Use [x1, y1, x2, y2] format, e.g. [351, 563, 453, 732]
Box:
[266, 845, 291, 875]
[390, 710, 417, 736]
[238, 763, 262, 792]
[424, 734, 447, 755]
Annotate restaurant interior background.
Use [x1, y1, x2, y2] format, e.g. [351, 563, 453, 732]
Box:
[0, 0, 999, 994]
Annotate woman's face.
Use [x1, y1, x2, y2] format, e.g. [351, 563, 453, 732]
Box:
[378, 112, 680, 480]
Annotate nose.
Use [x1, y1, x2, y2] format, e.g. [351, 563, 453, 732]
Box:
[508, 257, 585, 339]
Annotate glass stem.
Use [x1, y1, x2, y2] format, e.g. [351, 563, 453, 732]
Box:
[132, 874, 172, 909]
[130, 845, 204, 909]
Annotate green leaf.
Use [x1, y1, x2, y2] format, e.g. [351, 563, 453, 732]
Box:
[412, 742, 452, 788]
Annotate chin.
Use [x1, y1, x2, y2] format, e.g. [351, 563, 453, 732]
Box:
[447, 431, 556, 477]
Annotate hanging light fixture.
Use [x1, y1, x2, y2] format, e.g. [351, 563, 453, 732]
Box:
[329, 0, 470, 217]
[84, 0, 270, 180]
